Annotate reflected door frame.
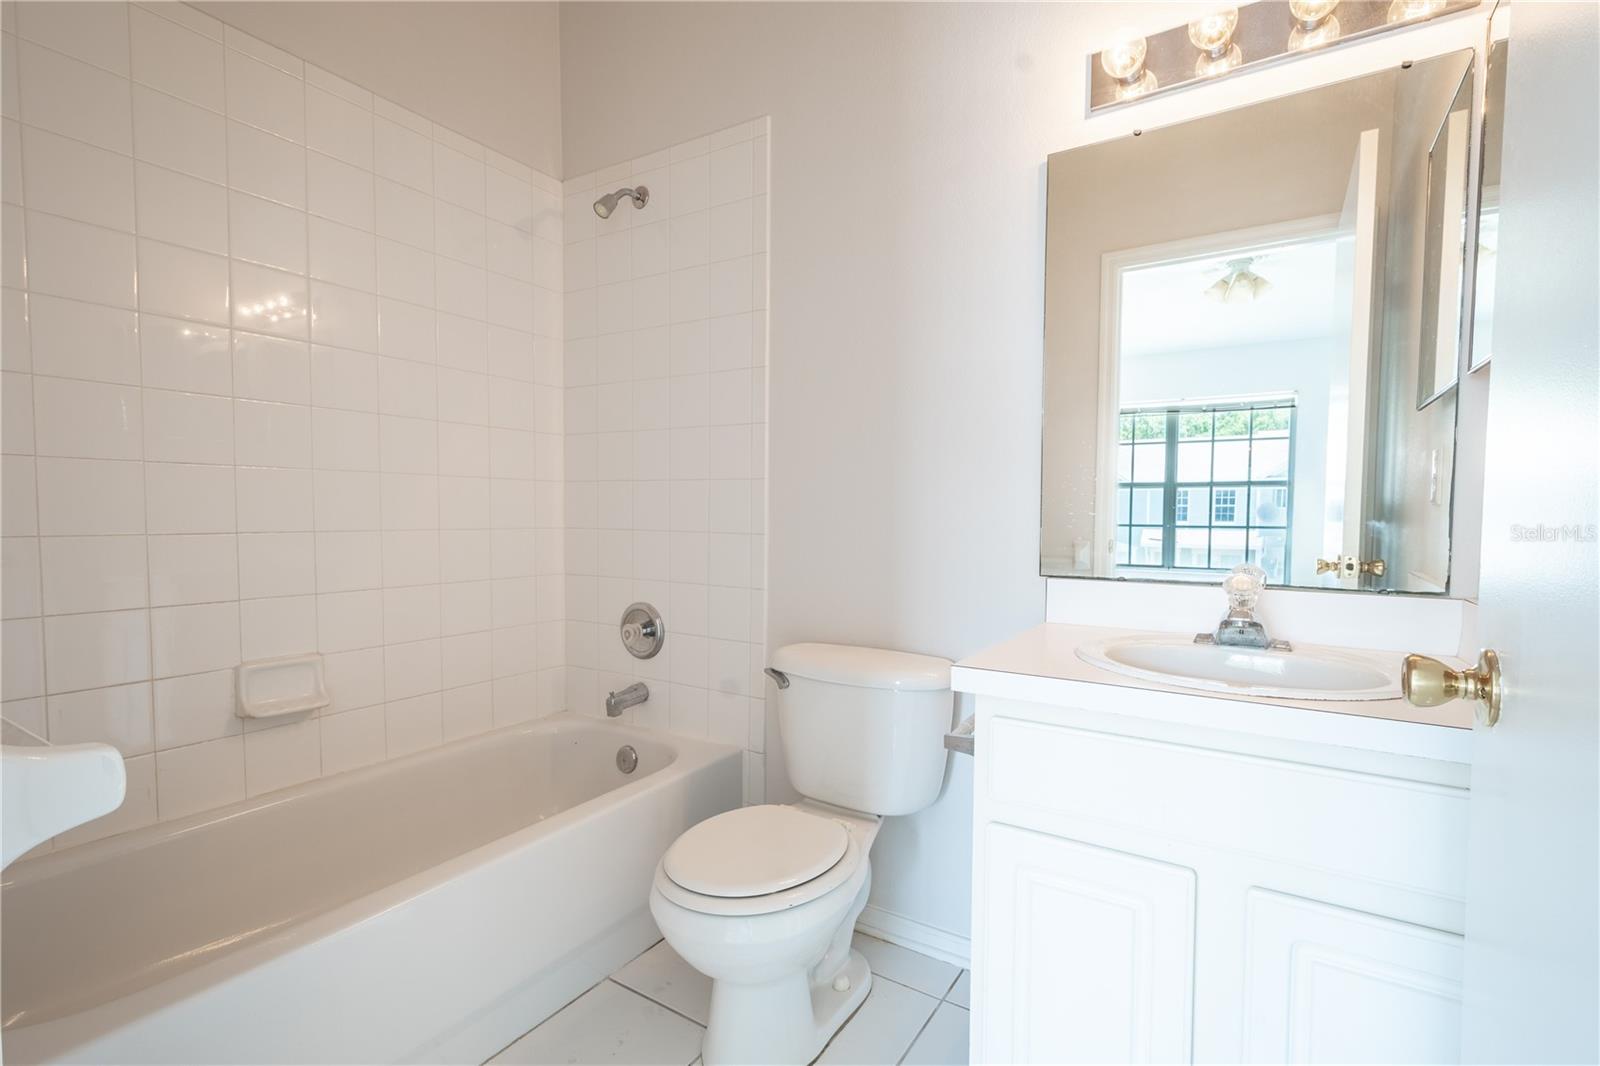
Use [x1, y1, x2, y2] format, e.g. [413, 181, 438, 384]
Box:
[1095, 214, 1342, 580]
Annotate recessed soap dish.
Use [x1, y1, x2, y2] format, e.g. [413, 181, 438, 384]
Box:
[237, 654, 331, 720]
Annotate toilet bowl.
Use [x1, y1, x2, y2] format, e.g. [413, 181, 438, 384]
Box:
[649, 643, 954, 1066]
[649, 801, 880, 1065]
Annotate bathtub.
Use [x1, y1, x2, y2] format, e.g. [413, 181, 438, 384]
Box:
[1, 713, 742, 1065]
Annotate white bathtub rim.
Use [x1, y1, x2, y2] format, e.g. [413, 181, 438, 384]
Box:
[6, 712, 716, 886]
[3, 713, 741, 1053]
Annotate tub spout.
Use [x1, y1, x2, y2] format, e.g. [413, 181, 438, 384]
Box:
[606, 682, 649, 717]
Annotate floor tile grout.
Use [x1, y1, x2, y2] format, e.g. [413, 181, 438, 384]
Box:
[605, 976, 707, 1032]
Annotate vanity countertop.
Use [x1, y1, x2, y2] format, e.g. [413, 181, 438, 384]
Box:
[952, 623, 1474, 763]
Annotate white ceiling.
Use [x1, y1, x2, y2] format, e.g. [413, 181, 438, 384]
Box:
[1118, 236, 1342, 358]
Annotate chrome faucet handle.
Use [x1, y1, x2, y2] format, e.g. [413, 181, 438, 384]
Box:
[1222, 563, 1267, 614]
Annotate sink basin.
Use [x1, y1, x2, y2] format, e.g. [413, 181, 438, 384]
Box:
[1, 727, 126, 869]
[1076, 634, 1402, 701]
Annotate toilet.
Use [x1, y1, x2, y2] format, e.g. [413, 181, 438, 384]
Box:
[648, 643, 953, 1066]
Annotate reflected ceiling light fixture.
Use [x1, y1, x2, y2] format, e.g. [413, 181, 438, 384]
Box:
[593, 185, 649, 219]
[1288, 0, 1342, 50]
[1204, 258, 1273, 304]
[1188, 6, 1242, 76]
[1100, 32, 1159, 99]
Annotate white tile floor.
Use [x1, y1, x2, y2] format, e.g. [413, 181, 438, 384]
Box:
[489, 934, 970, 1066]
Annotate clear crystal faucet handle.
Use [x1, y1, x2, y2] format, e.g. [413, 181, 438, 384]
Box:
[1223, 563, 1267, 612]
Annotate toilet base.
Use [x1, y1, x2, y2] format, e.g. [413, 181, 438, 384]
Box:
[701, 949, 872, 1066]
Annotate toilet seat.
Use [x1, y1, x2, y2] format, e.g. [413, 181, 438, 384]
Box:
[664, 805, 849, 897]
[655, 806, 867, 917]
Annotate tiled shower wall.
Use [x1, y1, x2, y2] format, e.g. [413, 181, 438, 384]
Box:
[561, 120, 770, 803]
[0, 1, 564, 849]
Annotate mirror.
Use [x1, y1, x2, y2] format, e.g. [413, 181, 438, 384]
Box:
[1468, 30, 1508, 371]
[1417, 69, 1474, 407]
[1042, 50, 1478, 593]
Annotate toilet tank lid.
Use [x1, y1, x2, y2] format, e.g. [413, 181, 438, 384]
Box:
[770, 643, 952, 691]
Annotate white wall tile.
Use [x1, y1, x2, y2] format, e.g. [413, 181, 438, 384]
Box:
[44, 608, 150, 692]
[156, 735, 244, 820]
[15, 2, 131, 76]
[134, 162, 226, 256]
[150, 601, 238, 676]
[149, 533, 238, 606]
[40, 534, 147, 615]
[16, 39, 132, 153]
[138, 239, 229, 324]
[227, 121, 304, 208]
[22, 125, 135, 232]
[307, 84, 372, 170]
[2, 17, 570, 843]
[36, 457, 144, 535]
[225, 50, 303, 143]
[130, 5, 222, 110]
[26, 212, 136, 307]
[131, 83, 224, 183]
[233, 332, 310, 404]
[32, 377, 143, 460]
[307, 151, 373, 229]
[47, 681, 153, 757]
[143, 388, 232, 464]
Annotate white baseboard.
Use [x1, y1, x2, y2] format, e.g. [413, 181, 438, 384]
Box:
[855, 904, 971, 970]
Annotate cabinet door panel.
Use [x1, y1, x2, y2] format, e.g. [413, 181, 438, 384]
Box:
[1243, 889, 1463, 1064]
[980, 824, 1195, 1064]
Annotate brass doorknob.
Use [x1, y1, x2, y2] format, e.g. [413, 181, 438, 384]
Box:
[1401, 649, 1502, 726]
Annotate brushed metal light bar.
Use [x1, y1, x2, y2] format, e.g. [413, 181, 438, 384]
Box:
[1088, 0, 1481, 113]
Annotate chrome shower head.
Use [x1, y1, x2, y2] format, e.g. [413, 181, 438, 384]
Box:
[593, 185, 649, 219]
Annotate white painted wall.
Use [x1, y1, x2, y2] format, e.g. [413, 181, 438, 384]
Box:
[559, 2, 1495, 948]
[192, 1, 563, 175]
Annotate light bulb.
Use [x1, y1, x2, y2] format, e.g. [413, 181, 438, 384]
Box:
[1387, 0, 1444, 23]
[1288, 0, 1339, 29]
[1194, 43, 1243, 77]
[1289, 14, 1341, 50]
[1099, 34, 1148, 83]
[1118, 70, 1160, 100]
[1187, 6, 1239, 58]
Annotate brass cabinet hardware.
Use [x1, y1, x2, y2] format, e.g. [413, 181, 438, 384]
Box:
[1316, 555, 1387, 578]
[1401, 649, 1502, 726]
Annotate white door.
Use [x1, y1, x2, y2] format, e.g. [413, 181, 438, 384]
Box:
[1460, 4, 1599, 1062]
[1323, 128, 1381, 586]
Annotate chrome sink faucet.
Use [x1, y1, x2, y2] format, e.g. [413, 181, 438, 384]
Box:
[1196, 564, 1292, 652]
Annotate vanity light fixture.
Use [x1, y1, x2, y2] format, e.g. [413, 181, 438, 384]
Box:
[1287, 0, 1342, 49]
[1086, 0, 1479, 113]
[1387, 0, 1447, 23]
[1188, 6, 1242, 76]
[1100, 32, 1160, 99]
[1204, 258, 1273, 304]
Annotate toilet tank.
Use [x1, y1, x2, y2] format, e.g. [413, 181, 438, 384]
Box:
[769, 643, 953, 817]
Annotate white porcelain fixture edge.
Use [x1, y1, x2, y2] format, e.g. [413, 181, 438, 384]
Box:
[235, 654, 331, 720]
[1076, 634, 1402, 701]
[1, 742, 126, 870]
[649, 643, 954, 1066]
[953, 624, 1471, 764]
[1045, 576, 1468, 656]
[0, 715, 742, 1064]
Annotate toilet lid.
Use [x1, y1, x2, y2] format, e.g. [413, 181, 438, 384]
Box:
[663, 805, 850, 898]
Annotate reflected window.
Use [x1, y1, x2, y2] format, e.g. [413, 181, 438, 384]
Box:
[1114, 400, 1295, 582]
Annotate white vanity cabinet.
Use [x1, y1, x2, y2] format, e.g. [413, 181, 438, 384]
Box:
[966, 685, 1471, 1065]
